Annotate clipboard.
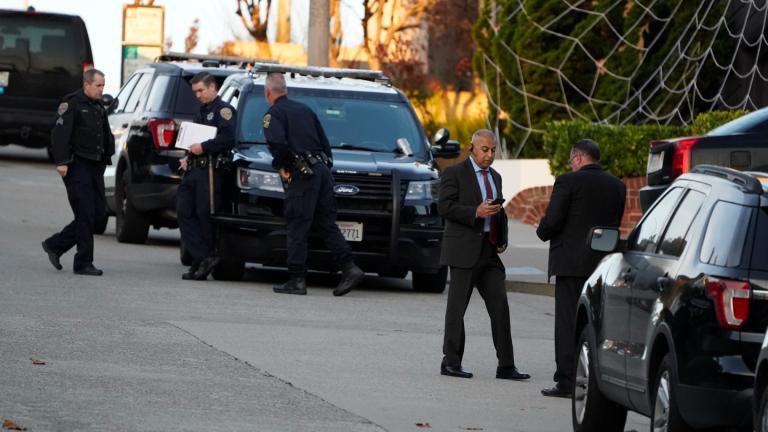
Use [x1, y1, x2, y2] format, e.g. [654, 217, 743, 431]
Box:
[176, 121, 216, 150]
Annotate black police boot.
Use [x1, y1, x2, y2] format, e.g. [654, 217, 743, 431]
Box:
[42, 241, 62, 271]
[191, 256, 220, 280]
[333, 263, 364, 297]
[182, 264, 200, 280]
[273, 276, 307, 295]
[74, 264, 103, 276]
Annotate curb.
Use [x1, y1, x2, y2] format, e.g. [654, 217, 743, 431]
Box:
[505, 280, 554, 297]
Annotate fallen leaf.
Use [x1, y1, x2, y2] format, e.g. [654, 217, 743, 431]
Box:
[3, 419, 28, 431]
[30, 358, 46, 365]
[415, 422, 431, 428]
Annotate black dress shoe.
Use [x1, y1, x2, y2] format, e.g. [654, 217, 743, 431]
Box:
[182, 264, 202, 280]
[541, 385, 572, 398]
[191, 256, 220, 280]
[74, 265, 103, 276]
[273, 277, 307, 295]
[496, 366, 531, 380]
[440, 365, 473, 378]
[333, 264, 364, 296]
[42, 241, 62, 271]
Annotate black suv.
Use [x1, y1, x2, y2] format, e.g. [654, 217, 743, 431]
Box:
[208, 65, 459, 292]
[104, 53, 248, 244]
[640, 107, 768, 211]
[573, 165, 768, 432]
[0, 8, 93, 153]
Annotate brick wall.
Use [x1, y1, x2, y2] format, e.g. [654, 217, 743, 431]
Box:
[506, 177, 647, 235]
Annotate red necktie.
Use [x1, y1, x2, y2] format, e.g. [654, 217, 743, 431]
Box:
[480, 170, 498, 246]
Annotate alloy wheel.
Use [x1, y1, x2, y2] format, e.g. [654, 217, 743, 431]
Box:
[652, 370, 670, 432]
[574, 341, 590, 424]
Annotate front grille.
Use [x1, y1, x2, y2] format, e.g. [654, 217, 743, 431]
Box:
[332, 173, 405, 214]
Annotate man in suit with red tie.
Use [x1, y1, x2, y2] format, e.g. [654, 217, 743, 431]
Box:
[438, 129, 530, 381]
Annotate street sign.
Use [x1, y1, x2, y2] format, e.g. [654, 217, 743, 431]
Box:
[121, 4, 165, 85]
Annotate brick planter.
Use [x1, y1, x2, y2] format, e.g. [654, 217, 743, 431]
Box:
[506, 177, 647, 236]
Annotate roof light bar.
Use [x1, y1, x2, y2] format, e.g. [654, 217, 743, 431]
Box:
[249, 63, 389, 83]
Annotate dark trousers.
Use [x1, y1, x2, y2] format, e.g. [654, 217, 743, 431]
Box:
[284, 163, 352, 276]
[553, 276, 585, 388]
[442, 238, 514, 368]
[176, 167, 219, 266]
[45, 158, 106, 270]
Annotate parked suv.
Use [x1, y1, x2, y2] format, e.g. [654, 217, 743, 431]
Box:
[573, 165, 768, 431]
[640, 107, 768, 211]
[0, 8, 93, 152]
[208, 65, 460, 292]
[104, 53, 248, 244]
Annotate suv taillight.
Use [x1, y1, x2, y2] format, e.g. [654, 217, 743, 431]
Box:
[706, 277, 751, 330]
[147, 119, 177, 150]
[82, 62, 94, 73]
[670, 138, 699, 179]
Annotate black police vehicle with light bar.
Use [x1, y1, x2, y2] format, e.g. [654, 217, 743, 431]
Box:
[209, 64, 460, 292]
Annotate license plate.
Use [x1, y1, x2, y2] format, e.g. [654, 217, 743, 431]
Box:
[647, 151, 664, 173]
[0, 71, 8, 87]
[337, 221, 363, 242]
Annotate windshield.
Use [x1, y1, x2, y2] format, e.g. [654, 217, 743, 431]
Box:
[238, 87, 427, 156]
[0, 16, 86, 74]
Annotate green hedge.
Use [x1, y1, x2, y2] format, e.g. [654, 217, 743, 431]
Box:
[543, 110, 749, 178]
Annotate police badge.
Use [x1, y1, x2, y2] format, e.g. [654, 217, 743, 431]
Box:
[263, 113, 271, 129]
[206, 112, 214, 121]
[220, 107, 232, 121]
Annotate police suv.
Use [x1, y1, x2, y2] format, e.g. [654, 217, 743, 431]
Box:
[209, 64, 459, 292]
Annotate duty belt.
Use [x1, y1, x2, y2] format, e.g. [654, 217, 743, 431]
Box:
[189, 156, 229, 170]
[305, 152, 329, 166]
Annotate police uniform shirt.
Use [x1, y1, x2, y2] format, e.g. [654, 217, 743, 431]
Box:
[50, 89, 115, 166]
[262, 95, 332, 170]
[194, 96, 237, 155]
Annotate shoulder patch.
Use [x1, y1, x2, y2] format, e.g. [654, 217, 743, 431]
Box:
[263, 113, 271, 129]
[220, 107, 233, 121]
[57, 102, 69, 116]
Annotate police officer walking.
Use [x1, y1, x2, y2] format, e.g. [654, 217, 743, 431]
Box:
[262, 72, 364, 296]
[42, 69, 114, 276]
[177, 72, 237, 280]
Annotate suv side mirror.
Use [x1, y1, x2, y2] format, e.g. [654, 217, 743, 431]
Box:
[433, 128, 449, 146]
[589, 227, 620, 252]
[102, 94, 117, 114]
[431, 140, 460, 159]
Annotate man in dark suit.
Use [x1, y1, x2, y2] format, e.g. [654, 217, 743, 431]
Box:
[438, 129, 529, 381]
[536, 139, 626, 397]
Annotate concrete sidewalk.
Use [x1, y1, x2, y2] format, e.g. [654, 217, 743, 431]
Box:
[501, 220, 555, 297]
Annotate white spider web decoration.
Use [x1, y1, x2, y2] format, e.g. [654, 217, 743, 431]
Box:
[476, 0, 768, 156]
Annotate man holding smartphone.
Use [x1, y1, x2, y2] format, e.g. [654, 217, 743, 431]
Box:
[437, 129, 530, 381]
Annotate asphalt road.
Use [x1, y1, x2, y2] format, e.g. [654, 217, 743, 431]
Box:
[0, 145, 646, 432]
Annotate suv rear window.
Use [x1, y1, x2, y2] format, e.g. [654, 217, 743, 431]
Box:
[175, 74, 230, 116]
[700, 201, 751, 267]
[0, 15, 84, 74]
[751, 207, 768, 271]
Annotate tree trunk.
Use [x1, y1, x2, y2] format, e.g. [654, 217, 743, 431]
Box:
[276, 0, 291, 43]
[308, 0, 329, 66]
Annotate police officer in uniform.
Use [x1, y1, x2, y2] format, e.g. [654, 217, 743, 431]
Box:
[177, 72, 237, 280]
[42, 69, 114, 276]
[262, 72, 364, 296]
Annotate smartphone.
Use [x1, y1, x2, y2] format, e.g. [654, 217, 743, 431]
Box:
[490, 198, 505, 206]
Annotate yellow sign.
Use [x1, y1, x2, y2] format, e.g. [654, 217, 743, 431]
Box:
[122, 5, 164, 46]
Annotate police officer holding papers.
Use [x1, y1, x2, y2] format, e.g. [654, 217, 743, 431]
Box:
[262, 72, 364, 296]
[42, 69, 114, 276]
[177, 72, 237, 281]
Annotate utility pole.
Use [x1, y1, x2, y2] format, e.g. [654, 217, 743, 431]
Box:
[276, 0, 291, 43]
[307, 0, 329, 66]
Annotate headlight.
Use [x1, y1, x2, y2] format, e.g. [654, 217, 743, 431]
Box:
[237, 168, 284, 192]
[405, 180, 439, 201]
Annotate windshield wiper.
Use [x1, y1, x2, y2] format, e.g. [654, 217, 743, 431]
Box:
[334, 143, 382, 152]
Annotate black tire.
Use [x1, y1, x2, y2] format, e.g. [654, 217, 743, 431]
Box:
[115, 169, 149, 244]
[211, 260, 245, 281]
[412, 266, 448, 293]
[650, 353, 691, 432]
[572, 326, 627, 432]
[758, 385, 768, 432]
[94, 213, 109, 235]
[179, 240, 193, 266]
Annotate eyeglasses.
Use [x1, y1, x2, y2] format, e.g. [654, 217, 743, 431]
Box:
[569, 153, 583, 164]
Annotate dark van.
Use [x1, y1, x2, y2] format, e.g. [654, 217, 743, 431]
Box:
[0, 8, 93, 152]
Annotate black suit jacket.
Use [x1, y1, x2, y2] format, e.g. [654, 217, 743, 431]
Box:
[536, 164, 626, 279]
[438, 158, 508, 268]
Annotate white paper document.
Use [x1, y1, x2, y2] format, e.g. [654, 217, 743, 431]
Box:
[176, 121, 217, 150]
